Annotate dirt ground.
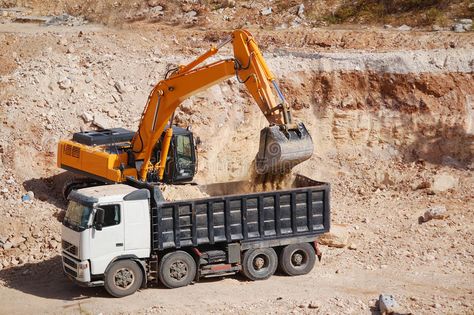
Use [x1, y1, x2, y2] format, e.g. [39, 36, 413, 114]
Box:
[0, 2, 473, 314]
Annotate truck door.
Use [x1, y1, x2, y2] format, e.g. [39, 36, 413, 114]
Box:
[89, 203, 125, 275]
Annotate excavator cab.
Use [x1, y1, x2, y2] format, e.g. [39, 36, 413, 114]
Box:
[151, 126, 197, 184]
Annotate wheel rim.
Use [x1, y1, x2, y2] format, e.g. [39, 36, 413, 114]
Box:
[170, 260, 188, 281]
[253, 254, 270, 272]
[290, 249, 308, 269]
[114, 268, 135, 290]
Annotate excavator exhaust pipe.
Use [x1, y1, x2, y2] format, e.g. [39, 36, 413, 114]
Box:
[256, 122, 313, 174]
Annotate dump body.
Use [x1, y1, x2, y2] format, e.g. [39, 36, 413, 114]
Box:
[129, 174, 330, 251]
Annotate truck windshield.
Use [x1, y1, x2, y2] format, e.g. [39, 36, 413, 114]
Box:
[63, 201, 92, 232]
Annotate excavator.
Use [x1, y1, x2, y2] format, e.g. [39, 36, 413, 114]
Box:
[57, 29, 313, 194]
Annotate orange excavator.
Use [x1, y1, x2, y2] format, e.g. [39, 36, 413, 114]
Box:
[57, 29, 313, 193]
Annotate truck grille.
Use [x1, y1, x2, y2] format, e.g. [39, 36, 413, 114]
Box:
[62, 240, 78, 257]
[63, 255, 78, 278]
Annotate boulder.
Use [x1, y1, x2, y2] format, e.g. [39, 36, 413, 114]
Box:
[318, 224, 349, 248]
[397, 24, 411, 31]
[421, 205, 448, 223]
[452, 24, 466, 32]
[8, 236, 26, 247]
[379, 294, 401, 314]
[432, 173, 458, 193]
[261, 7, 272, 16]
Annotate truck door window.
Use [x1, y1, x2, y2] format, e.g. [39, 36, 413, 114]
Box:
[176, 135, 192, 167]
[99, 205, 121, 227]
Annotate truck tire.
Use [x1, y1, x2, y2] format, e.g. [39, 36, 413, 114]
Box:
[279, 243, 316, 276]
[241, 248, 278, 281]
[159, 251, 196, 289]
[104, 260, 143, 297]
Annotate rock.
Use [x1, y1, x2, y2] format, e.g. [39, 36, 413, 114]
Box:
[432, 173, 458, 192]
[114, 81, 126, 94]
[261, 7, 272, 16]
[9, 236, 26, 247]
[185, 10, 197, 18]
[49, 239, 59, 249]
[411, 181, 430, 191]
[375, 171, 394, 187]
[308, 301, 320, 309]
[421, 205, 448, 223]
[107, 108, 120, 118]
[459, 18, 472, 24]
[147, 0, 161, 7]
[67, 46, 75, 54]
[2, 241, 12, 250]
[379, 294, 401, 314]
[452, 24, 466, 32]
[432, 25, 442, 32]
[432, 303, 441, 309]
[318, 224, 349, 248]
[383, 24, 392, 29]
[397, 24, 411, 31]
[348, 243, 357, 250]
[296, 4, 304, 18]
[93, 115, 108, 129]
[18, 254, 28, 264]
[85, 76, 93, 83]
[81, 111, 94, 123]
[58, 77, 72, 89]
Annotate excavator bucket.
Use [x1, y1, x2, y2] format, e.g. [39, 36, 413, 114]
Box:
[255, 122, 314, 174]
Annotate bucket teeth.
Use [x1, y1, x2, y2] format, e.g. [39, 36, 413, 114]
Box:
[255, 122, 313, 174]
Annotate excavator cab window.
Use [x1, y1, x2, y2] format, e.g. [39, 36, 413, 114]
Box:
[160, 127, 196, 183]
[172, 132, 196, 182]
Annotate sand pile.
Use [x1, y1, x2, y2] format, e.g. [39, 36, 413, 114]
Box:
[159, 184, 209, 201]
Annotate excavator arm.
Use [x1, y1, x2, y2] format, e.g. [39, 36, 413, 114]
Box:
[131, 29, 312, 181]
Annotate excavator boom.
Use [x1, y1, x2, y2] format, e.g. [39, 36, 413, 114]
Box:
[57, 29, 313, 185]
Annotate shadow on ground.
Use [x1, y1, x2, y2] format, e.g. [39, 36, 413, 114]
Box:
[22, 172, 74, 210]
[0, 255, 108, 301]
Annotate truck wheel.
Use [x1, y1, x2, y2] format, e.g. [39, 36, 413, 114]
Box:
[104, 260, 143, 297]
[241, 248, 278, 281]
[279, 243, 316, 276]
[159, 251, 196, 288]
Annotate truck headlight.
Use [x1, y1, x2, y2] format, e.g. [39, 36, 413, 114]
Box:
[77, 261, 89, 277]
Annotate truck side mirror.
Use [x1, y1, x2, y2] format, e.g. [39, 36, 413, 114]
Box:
[95, 208, 105, 231]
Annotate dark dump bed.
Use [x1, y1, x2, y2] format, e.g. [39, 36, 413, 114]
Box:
[129, 174, 330, 251]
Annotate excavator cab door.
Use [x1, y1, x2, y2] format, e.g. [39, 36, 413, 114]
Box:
[163, 127, 197, 183]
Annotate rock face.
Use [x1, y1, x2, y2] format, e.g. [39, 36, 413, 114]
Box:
[432, 174, 458, 193]
[318, 224, 349, 248]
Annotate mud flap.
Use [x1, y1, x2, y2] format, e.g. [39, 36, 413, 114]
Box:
[255, 122, 313, 174]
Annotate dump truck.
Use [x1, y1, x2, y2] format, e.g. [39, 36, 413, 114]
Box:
[61, 174, 330, 297]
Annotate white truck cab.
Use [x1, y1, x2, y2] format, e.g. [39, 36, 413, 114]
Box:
[62, 184, 151, 296]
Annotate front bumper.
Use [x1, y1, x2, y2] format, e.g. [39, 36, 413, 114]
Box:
[62, 252, 92, 284]
[65, 274, 104, 287]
